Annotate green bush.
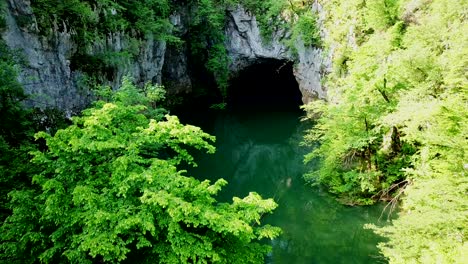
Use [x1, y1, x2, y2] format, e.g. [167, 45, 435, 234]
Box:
[0, 78, 281, 263]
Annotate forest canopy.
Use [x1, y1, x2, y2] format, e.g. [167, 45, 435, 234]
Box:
[303, 0, 467, 262]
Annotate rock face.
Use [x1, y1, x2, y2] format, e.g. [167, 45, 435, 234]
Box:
[225, 5, 329, 103]
[1, 1, 328, 111]
[225, 7, 290, 70]
[162, 10, 192, 96]
[2, 0, 168, 113]
[3, 0, 84, 112]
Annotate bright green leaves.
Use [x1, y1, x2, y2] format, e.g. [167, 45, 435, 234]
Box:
[142, 115, 216, 166]
[289, 12, 322, 47]
[137, 162, 279, 263]
[311, 0, 468, 262]
[303, 0, 414, 204]
[1, 79, 279, 263]
[370, 175, 468, 263]
[365, 0, 401, 31]
[302, 85, 402, 204]
[374, 89, 468, 262]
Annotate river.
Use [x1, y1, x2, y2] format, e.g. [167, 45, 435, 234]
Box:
[178, 104, 388, 264]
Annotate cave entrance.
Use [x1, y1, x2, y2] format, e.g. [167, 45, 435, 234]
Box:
[227, 59, 302, 112]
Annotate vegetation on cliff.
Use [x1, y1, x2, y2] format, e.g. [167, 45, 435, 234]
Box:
[303, 0, 467, 262]
[25, 0, 321, 96]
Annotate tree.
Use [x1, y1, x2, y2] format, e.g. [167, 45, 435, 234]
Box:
[308, 0, 467, 262]
[302, 18, 412, 205]
[367, 0, 468, 261]
[0, 41, 35, 221]
[0, 78, 280, 263]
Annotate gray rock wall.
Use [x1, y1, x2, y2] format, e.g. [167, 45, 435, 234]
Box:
[2, 0, 168, 113]
[4, 0, 83, 112]
[2, 1, 328, 111]
[225, 5, 329, 104]
[162, 10, 192, 95]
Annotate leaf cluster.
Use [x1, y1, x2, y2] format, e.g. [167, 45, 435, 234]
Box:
[0, 78, 280, 263]
[306, 0, 467, 261]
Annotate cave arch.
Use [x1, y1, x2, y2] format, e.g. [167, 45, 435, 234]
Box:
[227, 59, 302, 112]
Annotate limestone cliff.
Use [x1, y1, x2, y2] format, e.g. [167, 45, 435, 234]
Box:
[2, 0, 168, 113]
[225, 4, 329, 103]
[1, 0, 329, 111]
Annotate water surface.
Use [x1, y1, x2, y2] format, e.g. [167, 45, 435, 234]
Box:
[182, 108, 387, 264]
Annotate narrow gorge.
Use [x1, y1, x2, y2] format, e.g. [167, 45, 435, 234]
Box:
[1, 1, 466, 263]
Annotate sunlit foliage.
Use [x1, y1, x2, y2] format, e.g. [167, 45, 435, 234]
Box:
[304, 0, 467, 262]
[0, 79, 280, 263]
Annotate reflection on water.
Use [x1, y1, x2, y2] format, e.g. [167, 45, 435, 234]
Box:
[183, 108, 387, 264]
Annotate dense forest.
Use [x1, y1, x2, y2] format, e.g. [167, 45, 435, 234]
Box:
[303, 0, 467, 262]
[0, 0, 467, 263]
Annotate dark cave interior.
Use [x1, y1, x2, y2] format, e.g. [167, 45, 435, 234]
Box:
[227, 59, 302, 112]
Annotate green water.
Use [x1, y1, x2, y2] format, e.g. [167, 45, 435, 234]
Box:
[182, 108, 387, 264]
